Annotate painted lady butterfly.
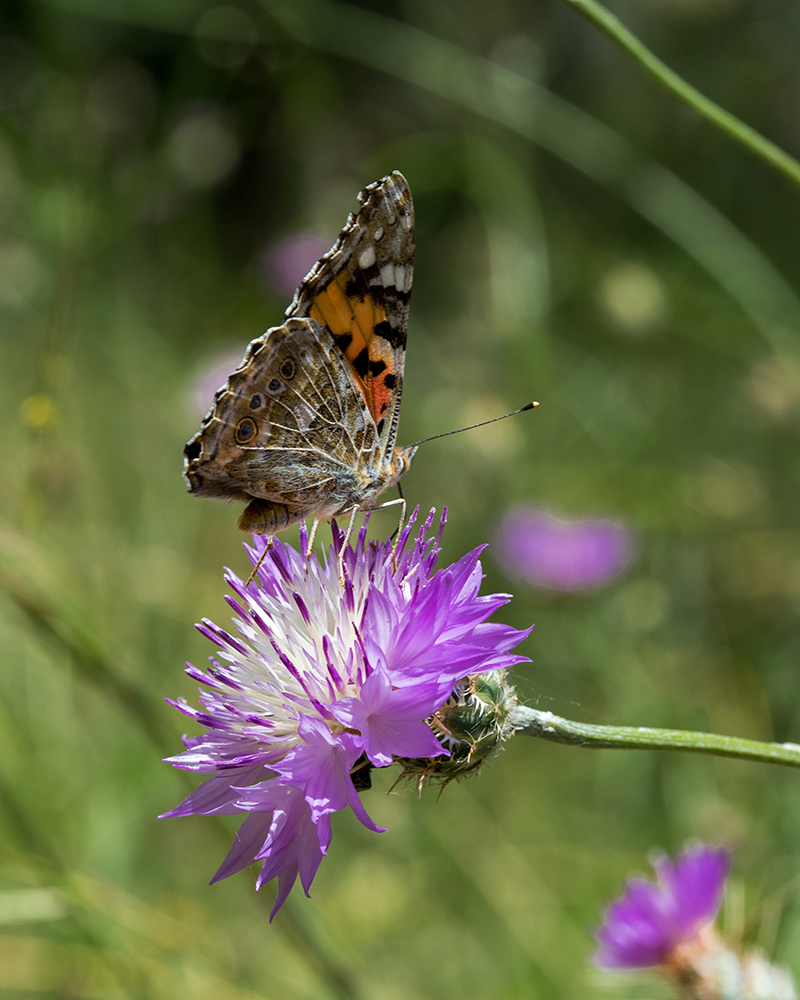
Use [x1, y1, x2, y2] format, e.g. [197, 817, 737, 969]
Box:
[183, 171, 416, 534]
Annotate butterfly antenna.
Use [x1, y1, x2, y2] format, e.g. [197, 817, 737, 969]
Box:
[408, 401, 539, 448]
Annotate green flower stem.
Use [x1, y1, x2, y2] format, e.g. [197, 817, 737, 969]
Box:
[510, 704, 800, 767]
[560, 0, 800, 190]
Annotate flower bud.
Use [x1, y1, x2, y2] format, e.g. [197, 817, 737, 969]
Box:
[397, 669, 517, 789]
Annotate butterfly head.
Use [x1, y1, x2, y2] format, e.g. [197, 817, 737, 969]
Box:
[386, 444, 417, 488]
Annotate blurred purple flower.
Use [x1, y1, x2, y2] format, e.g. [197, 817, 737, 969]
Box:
[187, 346, 246, 419]
[595, 844, 731, 969]
[261, 232, 330, 299]
[162, 509, 531, 918]
[494, 507, 633, 591]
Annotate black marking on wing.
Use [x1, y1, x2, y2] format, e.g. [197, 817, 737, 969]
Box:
[345, 277, 366, 301]
[352, 347, 370, 378]
[334, 331, 353, 352]
[372, 319, 405, 349]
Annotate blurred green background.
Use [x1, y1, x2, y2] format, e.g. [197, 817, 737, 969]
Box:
[2, 0, 800, 996]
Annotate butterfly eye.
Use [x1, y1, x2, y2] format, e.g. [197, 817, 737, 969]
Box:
[236, 418, 257, 444]
[280, 357, 296, 380]
[249, 394, 264, 410]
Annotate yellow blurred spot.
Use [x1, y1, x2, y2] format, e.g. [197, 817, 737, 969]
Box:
[20, 394, 57, 432]
[617, 578, 670, 630]
[0, 240, 46, 310]
[747, 355, 800, 419]
[458, 395, 523, 460]
[696, 459, 766, 520]
[598, 261, 667, 334]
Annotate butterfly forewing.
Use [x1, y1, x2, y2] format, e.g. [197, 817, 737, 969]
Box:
[288, 171, 413, 459]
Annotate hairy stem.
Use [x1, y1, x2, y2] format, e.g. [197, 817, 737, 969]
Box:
[510, 705, 800, 768]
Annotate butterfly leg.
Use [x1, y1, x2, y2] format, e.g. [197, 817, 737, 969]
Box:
[305, 518, 320, 560]
[392, 499, 407, 569]
[361, 497, 406, 568]
[337, 505, 361, 583]
[245, 536, 274, 586]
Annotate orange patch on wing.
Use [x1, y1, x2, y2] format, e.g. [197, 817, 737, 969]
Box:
[309, 281, 362, 346]
[310, 275, 395, 425]
[369, 370, 393, 421]
[351, 297, 385, 349]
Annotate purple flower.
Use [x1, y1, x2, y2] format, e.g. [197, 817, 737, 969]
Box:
[495, 507, 633, 591]
[595, 844, 731, 969]
[188, 346, 248, 418]
[261, 232, 331, 298]
[162, 509, 531, 918]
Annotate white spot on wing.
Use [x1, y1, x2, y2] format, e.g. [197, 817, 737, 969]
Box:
[394, 265, 407, 292]
[359, 245, 376, 269]
[294, 401, 316, 432]
[374, 226, 384, 241]
[379, 263, 395, 287]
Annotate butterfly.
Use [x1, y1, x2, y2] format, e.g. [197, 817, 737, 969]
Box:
[183, 171, 416, 535]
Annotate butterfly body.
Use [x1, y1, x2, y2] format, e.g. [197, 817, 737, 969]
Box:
[184, 171, 416, 534]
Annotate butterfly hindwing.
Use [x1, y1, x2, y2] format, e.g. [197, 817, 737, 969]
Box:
[185, 317, 379, 502]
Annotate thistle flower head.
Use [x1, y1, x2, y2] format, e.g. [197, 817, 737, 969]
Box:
[162, 509, 531, 917]
[595, 844, 731, 969]
[596, 845, 798, 1000]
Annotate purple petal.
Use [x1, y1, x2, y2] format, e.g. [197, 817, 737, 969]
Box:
[211, 812, 274, 884]
[272, 716, 385, 833]
[327, 668, 450, 767]
[595, 844, 731, 969]
[159, 764, 270, 817]
[223, 779, 327, 920]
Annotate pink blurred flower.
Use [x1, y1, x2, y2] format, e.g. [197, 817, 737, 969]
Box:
[187, 347, 246, 419]
[594, 846, 797, 1000]
[595, 844, 730, 969]
[261, 232, 331, 299]
[495, 507, 633, 591]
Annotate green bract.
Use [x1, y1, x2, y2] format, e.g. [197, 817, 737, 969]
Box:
[398, 670, 517, 789]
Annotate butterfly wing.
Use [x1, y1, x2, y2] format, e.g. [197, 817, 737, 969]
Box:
[184, 317, 381, 517]
[183, 171, 414, 534]
[287, 170, 413, 465]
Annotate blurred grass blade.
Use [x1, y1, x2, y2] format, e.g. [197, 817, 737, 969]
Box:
[0, 518, 361, 999]
[34, 0, 800, 349]
[0, 888, 67, 924]
[0, 517, 171, 751]
[261, 0, 800, 354]
[559, 0, 800, 191]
